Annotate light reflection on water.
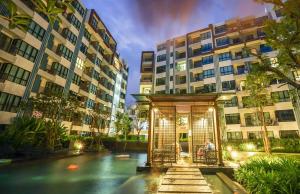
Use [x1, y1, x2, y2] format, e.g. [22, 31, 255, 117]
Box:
[0, 153, 161, 194]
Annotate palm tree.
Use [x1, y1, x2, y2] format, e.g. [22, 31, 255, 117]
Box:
[31, 0, 64, 27]
[56, 0, 75, 13]
[0, 0, 31, 30]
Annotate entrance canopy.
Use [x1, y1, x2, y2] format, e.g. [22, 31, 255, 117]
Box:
[132, 93, 235, 167]
[132, 93, 234, 103]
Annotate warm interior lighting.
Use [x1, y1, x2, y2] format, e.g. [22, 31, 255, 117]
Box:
[208, 107, 214, 112]
[227, 146, 233, 152]
[154, 108, 158, 113]
[231, 151, 238, 160]
[245, 143, 256, 151]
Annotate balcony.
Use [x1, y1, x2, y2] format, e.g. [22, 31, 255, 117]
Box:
[143, 58, 153, 62]
[103, 54, 112, 64]
[86, 53, 96, 64]
[142, 67, 153, 73]
[190, 60, 202, 69]
[176, 52, 186, 60]
[80, 82, 90, 93]
[140, 77, 152, 83]
[83, 68, 93, 78]
[175, 42, 185, 48]
[176, 78, 186, 85]
[188, 37, 201, 45]
[190, 48, 202, 57]
[91, 41, 100, 52]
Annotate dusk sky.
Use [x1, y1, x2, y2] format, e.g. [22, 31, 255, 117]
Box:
[82, 0, 266, 106]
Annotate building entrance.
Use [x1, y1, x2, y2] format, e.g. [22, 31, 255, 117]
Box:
[151, 105, 217, 165]
[132, 94, 228, 167]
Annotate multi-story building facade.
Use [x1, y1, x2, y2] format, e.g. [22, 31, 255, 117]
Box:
[140, 51, 155, 94]
[139, 11, 299, 140]
[0, 0, 128, 135]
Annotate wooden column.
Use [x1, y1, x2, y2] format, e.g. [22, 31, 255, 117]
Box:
[214, 103, 224, 166]
[146, 104, 153, 166]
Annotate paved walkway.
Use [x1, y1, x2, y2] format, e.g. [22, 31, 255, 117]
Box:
[157, 167, 213, 194]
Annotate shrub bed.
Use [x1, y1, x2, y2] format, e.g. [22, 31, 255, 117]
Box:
[223, 138, 300, 153]
[235, 156, 300, 194]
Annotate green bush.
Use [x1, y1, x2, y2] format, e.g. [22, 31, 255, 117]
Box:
[101, 136, 117, 142]
[117, 134, 146, 142]
[235, 156, 300, 194]
[0, 116, 69, 155]
[223, 139, 300, 153]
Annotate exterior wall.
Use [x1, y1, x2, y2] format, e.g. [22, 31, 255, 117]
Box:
[140, 11, 300, 139]
[0, 0, 128, 134]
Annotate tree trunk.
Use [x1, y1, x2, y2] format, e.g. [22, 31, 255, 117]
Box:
[259, 106, 271, 154]
[137, 129, 141, 142]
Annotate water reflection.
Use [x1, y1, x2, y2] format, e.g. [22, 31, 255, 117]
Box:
[0, 153, 160, 194]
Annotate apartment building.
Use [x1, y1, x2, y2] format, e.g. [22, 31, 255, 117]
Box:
[0, 0, 128, 135]
[139, 11, 300, 140]
[140, 51, 155, 94]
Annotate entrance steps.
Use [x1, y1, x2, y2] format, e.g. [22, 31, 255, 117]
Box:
[157, 167, 212, 194]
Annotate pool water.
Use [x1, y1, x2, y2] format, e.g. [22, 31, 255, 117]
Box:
[204, 175, 233, 194]
[0, 153, 161, 194]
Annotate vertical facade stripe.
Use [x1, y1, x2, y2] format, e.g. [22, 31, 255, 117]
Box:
[63, 9, 88, 95]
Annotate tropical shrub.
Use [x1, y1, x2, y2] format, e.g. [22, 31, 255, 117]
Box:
[235, 156, 300, 194]
[224, 139, 300, 153]
[0, 116, 68, 156]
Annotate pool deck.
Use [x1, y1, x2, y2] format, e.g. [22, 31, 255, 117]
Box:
[157, 167, 212, 194]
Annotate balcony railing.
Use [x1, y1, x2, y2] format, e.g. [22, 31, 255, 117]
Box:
[176, 53, 186, 60]
[175, 42, 185, 48]
[188, 37, 201, 45]
[140, 78, 152, 82]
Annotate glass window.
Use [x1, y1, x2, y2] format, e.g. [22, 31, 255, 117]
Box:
[157, 54, 166, 62]
[176, 61, 186, 71]
[201, 43, 212, 52]
[203, 83, 216, 93]
[0, 92, 21, 112]
[200, 31, 211, 40]
[222, 80, 236, 91]
[203, 69, 215, 78]
[271, 90, 290, 102]
[216, 37, 229, 47]
[10, 39, 38, 62]
[225, 113, 240, 124]
[202, 55, 213, 65]
[227, 132, 243, 140]
[156, 65, 166, 74]
[28, 21, 45, 41]
[220, 65, 233, 75]
[219, 52, 231, 61]
[275, 110, 295, 122]
[0, 63, 30, 86]
[215, 25, 227, 34]
[224, 96, 238, 107]
[156, 77, 166, 86]
[279, 130, 299, 138]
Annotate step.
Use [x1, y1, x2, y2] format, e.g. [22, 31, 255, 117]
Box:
[166, 171, 202, 175]
[164, 174, 204, 180]
[168, 168, 199, 172]
[158, 185, 212, 193]
[162, 179, 208, 185]
[158, 192, 212, 194]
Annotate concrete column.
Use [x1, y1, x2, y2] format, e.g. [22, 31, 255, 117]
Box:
[215, 103, 224, 166]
